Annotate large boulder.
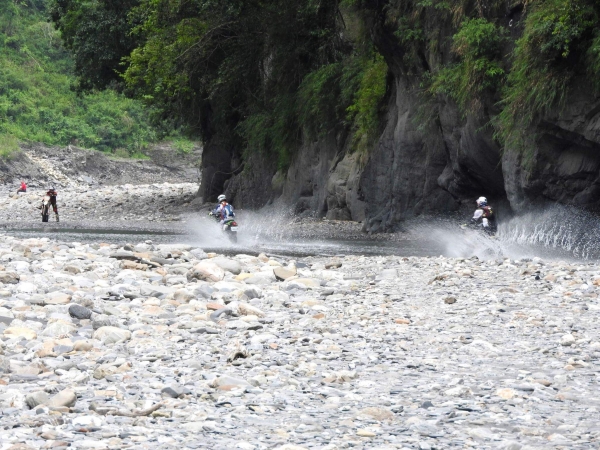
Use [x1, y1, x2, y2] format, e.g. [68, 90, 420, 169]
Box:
[187, 260, 225, 282]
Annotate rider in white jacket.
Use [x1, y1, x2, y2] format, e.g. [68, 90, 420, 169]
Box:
[472, 196, 496, 233]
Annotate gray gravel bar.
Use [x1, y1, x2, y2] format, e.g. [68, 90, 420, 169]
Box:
[0, 235, 597, 449]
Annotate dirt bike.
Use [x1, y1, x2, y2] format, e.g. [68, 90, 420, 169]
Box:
[209, 212, 238, 243]
[41, 195, 59, 223]
[458, 222, 503, 258]
[461, 221, 496, 236]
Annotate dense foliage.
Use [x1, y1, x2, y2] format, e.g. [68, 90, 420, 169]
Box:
[495, 0, 600, 152]
[50, 0, 600, 163]
[51, 0, 390, 167]
[0, 0, 170, 157]
[49, 0, 140, 91]
[429, 18, 506, 115]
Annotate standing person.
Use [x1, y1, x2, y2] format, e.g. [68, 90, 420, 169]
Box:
[16, 180, 26, 194]
[43, 188, 59, 222]
[471, 196, 496, 234]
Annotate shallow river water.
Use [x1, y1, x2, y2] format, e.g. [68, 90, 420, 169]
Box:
[1, 203, 598, 260]
[2, 217, 597, 261]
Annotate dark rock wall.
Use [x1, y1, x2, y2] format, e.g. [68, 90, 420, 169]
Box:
[224, 150, 276, 209]
[200, 29, 600, 225]
[501, 82, 600, 213]
[360, 78, 458, 232]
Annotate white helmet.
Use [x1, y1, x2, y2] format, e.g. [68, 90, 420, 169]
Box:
[476, 196, 487, 207]
[217, 194, 227, 202]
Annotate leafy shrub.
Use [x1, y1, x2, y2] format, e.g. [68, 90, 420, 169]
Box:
[172, 138, 195, 155]
[587, 34, 600, 90]
[429, 18, 506, 115]
[297, 62, 346, 137]
[346, 54, 388, 152]
[238, 94, 298, 171]
[495, 0, 599, 152]
[0, 133, 19, 159]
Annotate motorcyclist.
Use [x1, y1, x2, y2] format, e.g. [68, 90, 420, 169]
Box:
[210, 194, 235, 225]
[44, 188, 59, 222]
[471, 196, 495, 233]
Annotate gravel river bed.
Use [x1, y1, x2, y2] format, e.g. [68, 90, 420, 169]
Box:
[0, 233, 598, 450]
[0, 181, 599, 449]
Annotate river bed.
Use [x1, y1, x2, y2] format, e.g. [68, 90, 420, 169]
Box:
[0, 217, 594, 262]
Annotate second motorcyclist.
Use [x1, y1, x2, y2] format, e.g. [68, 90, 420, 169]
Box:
[211, 194, 235, 225]
[471, 196, 495, 234]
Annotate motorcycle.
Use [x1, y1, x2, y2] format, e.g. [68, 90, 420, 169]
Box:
[461, 221, 496, 236]
[41, 195, 59, 223]
[209, 212, 238, 243]
[41, 195, 51, 222]
[459, 222, 502, 258]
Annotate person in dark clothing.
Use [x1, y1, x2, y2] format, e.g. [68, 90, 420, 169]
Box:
[45, 188, 59, 222]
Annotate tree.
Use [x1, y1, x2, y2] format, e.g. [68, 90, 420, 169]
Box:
[49, 0, 140, 90]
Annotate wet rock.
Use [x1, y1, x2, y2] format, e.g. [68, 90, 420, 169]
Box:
[69, 304, 93, 320]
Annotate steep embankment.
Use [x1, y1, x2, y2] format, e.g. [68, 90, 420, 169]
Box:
[0, 143, 201, 227]
[0, 143, 201, 188]
[206, 1, 600, 230]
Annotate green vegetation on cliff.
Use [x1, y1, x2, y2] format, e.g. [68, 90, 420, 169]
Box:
[495, 0, 600, 151]
[372, 0, 600, 151]
[0, 0, 169, 156]
[49, 0, 600, 162]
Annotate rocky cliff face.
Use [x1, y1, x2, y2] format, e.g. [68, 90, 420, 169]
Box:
[502, 82, 600, 213]
[201, 19, 600, 227]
